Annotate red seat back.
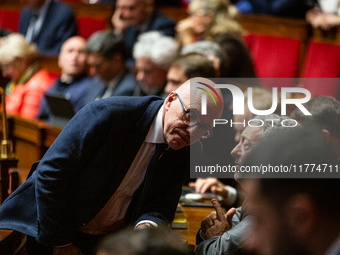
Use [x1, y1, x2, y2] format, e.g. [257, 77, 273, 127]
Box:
[76, 17, 107, 39]
[247, 34, 301, 88]
[0, 9, 20, 33]
[301, 41, 340, 98]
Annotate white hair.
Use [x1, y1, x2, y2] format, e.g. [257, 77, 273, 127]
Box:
[180, 40, 223, 59]
[133, 31, 178, 70]
[0, 33, 38, 64]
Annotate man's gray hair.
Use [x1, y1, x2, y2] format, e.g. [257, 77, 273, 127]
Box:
[180, 40, 223, 59]
[253, 114, 299, 140]
[133, 31, 178, 70]
[86, 30, 128, 60]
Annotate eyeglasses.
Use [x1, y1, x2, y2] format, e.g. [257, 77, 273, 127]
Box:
[177, 93, 213, 139]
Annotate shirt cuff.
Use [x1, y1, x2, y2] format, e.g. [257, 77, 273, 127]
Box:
[134, 220, 158, 229]
[199, 229, 205, 241]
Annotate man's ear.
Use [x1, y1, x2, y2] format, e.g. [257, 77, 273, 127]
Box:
[321, 129, 331, 142]
[164, 91, 177, 110]
[286, 194, 317, 239]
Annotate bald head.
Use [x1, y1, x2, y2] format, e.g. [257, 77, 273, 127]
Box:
[163, 78, 223, 150]
[58, 36, 87, 78]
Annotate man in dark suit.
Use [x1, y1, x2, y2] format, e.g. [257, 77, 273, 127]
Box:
[38, 36, 94, 125]
[0, 78, 223, 255]
[19, 0, 77, 56]
[85, 30, 138, 104]
[111, 0, 176, 63]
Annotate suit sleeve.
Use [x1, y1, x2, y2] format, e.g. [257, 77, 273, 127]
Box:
[195, 207, 253, 255]
[34, 100, 116, 246]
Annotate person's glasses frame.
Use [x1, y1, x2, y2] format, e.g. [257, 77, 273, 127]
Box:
[176, 93, 213, 139]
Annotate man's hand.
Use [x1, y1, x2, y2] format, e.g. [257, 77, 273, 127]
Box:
[201, 199, 236, 240]
[53, 244, 84, 255]
[111, 8, 129, 34]
[189, 178, 228, 196]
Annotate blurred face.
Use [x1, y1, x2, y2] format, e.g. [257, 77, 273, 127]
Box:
[165, 65, 187, 94]
[1, 58, 28, 83]
[87, 53, 116, 82]
[136, 57, 167, 93]
[163, 89, 222, 150]
[58, 37, 87, 77]
[115, 0, 148, 27]
[21, 0, 46, 9]
[244, 180, 308, 255]
[231, 126, 261, 170]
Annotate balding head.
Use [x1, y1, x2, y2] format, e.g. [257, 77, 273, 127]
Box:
[163, 78, 223, 150]
[58, 36, 87, 78]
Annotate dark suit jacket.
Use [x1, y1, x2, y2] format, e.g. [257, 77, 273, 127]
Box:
[0, 96, 189, 246]
[38, 74, 94, 121]
[85, 70, 138, 105]
[19, 0, 77, 55]
[124, 10, 176, 57]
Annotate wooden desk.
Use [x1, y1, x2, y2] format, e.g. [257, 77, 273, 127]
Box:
[174, 204, 216, 247]
[0, 115, 62, 170]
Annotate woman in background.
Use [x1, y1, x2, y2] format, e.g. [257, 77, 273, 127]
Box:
[0, 33, 54, 119]
[176, 0, 242, 46]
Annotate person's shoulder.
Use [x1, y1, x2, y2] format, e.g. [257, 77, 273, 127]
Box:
[49, 0, 75, 15]
[150, 10, 176, 29]
[101, 95, 163, 109]
[27, 69, 55, 88]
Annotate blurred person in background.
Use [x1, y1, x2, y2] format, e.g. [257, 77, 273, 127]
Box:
[0, 33, 54, 119]
[243, 128, 340, 255]
[111, 0, 176, 64]
[85, 30, 138, 104]
[164, 53, 216, 94]
[306, 0, 340, 30]
[176, 0, 242, 47]
[133, 31, 178, 98]
[19, 0, 77, 56]
[38, 36, 94, 123]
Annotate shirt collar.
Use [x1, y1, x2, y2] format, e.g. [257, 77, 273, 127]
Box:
[145, 105, 166, 144]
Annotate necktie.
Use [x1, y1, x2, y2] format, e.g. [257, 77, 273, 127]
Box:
[147, 143, 168, 171]
[139, 144, 168, 201]
[26, 12, 39, 43]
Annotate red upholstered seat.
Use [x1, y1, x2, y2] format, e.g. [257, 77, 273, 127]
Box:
[0, 9, 20, 33]
[76, 17, 107, 39]
[246, 34, 301, 88]
[301, 41, 340, 98]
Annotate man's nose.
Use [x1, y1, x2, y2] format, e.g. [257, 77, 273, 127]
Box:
[231, 142, 241, 158]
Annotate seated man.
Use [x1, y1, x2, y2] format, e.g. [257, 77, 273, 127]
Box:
[195, 114, 298, 255]
[164, 53, 216, 94]
[85, 30, 138, 104]
[133, 31, 178, 98]
[38, 36, 94, 123]
[19, 0, 77, 55]
[190, 87, 277, 207]
[0, 78, 223, 255]
[291, 95, 340, 156]
[243, 128, 340, 255]
[112, 0, 176, 62]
